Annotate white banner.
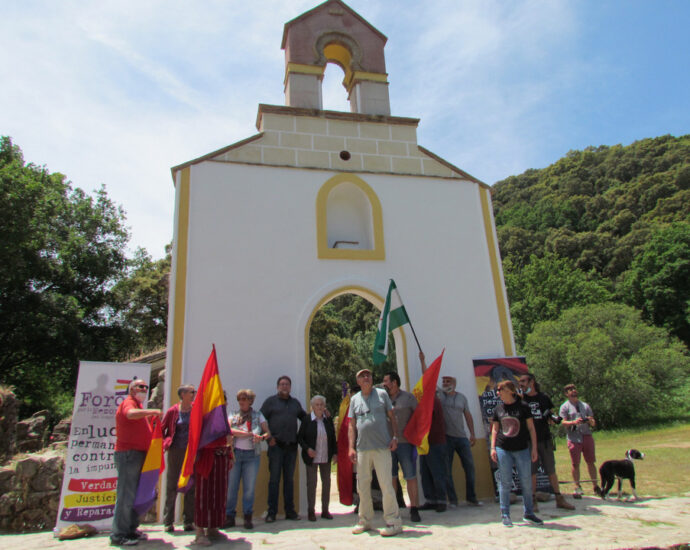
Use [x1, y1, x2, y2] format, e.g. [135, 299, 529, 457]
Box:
[54, 361, 151, 534]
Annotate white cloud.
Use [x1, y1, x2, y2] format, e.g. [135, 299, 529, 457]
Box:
[1, 1, 685, 257]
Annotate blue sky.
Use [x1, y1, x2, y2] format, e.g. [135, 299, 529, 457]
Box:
[1, 0, 688, 259]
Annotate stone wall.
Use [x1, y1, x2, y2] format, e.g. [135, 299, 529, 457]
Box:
[0, 448, 65, 532]
[0, 386, 18, 462]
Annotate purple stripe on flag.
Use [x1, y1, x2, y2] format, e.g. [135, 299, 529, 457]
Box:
[198, 404, 230, 449]
[133, 468, 160, 515]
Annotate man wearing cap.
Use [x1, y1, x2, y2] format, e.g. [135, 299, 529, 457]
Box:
[438, 374, 482, 507]
[111, 379, 162, 547]
[348, 368, 402, 537]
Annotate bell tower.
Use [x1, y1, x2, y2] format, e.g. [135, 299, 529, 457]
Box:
[281, 0, 391, 115]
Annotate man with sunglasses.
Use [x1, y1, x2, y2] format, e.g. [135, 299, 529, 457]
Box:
[111, 379, 162, 546]
[161, 384, 197, 533]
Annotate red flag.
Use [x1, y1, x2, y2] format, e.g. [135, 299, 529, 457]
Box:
[336, 395, 353, 505]
[178, 345, 230, 491]
[403, 350, 445, 454]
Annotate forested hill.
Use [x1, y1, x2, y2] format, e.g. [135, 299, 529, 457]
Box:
[491, 134, 690, 351]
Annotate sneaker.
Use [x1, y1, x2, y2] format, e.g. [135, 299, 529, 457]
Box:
[285, 511, 301, 521]
[573, 486, 583, 499]
[133, 531, 148, 541]
[448, 502, 458, 509]
[352, 522, 371, 534]
[110, 537, 139, 546]
[164, 525, 174, 533]
[501, 515, 513, 527]
[409, 507, 421, 522]
[265, 514, 276, 523]
[523, 513, 544, 525]
[419, 502, 436, 511]
[467, 499, 483, 507]
[380, 524, 402, 537]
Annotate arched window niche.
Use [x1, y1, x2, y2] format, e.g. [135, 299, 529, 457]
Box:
[316, 174, 385, 260]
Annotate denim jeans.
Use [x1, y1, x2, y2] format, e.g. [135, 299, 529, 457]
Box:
[496, 446, 533, 516]
[420, 442, 448, 504]
[111, 450, 146, 540]
[446, 435, 477, 503]
[226, 448, 261, 516]
[267, 443, 297, 515]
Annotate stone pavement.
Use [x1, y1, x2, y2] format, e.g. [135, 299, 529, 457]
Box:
[1, 494, 690, 550]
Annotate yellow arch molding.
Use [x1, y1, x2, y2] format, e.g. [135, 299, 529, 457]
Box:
[479, 186, 514, 355]
[303, 285, 409, 405]
[316, 173, 385, 260]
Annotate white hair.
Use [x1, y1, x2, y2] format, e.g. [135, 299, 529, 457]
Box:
[310, 395, 326, 406]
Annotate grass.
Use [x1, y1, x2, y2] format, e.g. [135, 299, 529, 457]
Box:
[552, 422, 690, 498]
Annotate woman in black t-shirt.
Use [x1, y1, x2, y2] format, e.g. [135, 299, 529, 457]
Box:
[490, 380, 543, 527]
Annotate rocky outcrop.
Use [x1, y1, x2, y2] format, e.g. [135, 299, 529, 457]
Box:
[0, 386, 18, 462]
[0, 448, 65, 532]
[16, 410, 49, 453]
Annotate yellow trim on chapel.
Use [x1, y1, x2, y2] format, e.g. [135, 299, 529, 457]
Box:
[316, 173, 385, 260]
[479, 186, 514, 356]
[284, 62, 326, 85]
[303, 286, 410, 403]
[344, 70, 389, 92]
[170, 167, 191, 398]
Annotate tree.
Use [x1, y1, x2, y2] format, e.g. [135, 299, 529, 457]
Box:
[111, 246, 171, 357]
[504, 253, 611, 350]
[0, 137, 129, 416]
[620, 222, 690, 348]
[524, 303, 690, 428]
[309, 294, 396, 412]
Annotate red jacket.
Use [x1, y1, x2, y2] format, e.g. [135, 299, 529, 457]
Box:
[161, 403, 180, 451]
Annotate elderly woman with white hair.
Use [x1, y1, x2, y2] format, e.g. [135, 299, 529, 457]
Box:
[298, 395, 337, 521]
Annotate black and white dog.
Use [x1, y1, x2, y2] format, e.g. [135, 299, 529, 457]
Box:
[597, 449, 645, 500]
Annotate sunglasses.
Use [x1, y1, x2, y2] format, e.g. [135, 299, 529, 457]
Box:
[136, 384, 149, 390]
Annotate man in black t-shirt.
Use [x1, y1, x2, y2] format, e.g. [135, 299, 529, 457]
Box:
[518, 373, 575, 511]
[260, 375, 307, 522]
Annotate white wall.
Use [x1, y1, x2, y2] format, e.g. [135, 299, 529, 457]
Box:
[176, 161, 505, 437]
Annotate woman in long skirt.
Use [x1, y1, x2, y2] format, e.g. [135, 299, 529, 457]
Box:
[193, 436, 233, 546]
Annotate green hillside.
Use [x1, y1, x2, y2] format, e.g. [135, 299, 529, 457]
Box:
[493, 134, 690, 349]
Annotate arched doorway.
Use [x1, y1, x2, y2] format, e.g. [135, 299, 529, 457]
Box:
[303, 285, 410, 413]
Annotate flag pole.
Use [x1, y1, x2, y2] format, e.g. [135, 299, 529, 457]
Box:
[392, 280, 424, 355]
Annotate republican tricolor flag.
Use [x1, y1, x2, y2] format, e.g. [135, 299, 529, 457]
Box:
[403, 349, 444, 455]
[133, 417, 165, 515]
[178, 345, 231, 491]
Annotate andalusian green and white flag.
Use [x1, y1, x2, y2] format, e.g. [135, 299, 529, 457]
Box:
[373, 279, 410, 365]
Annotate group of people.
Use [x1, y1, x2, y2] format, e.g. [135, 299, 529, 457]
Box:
[490, 375, 600, 527]
[110, 364, 600, 545]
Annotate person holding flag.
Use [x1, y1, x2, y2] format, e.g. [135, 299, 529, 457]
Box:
[417, 353, 450, 512]
[348, 368, 402, 537]
[177, 346, 233, 547]
[110, 379, 161, 547]
[161, 384, 196, 533]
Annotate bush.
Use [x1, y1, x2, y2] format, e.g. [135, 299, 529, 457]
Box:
[524, 302, 690, 428]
